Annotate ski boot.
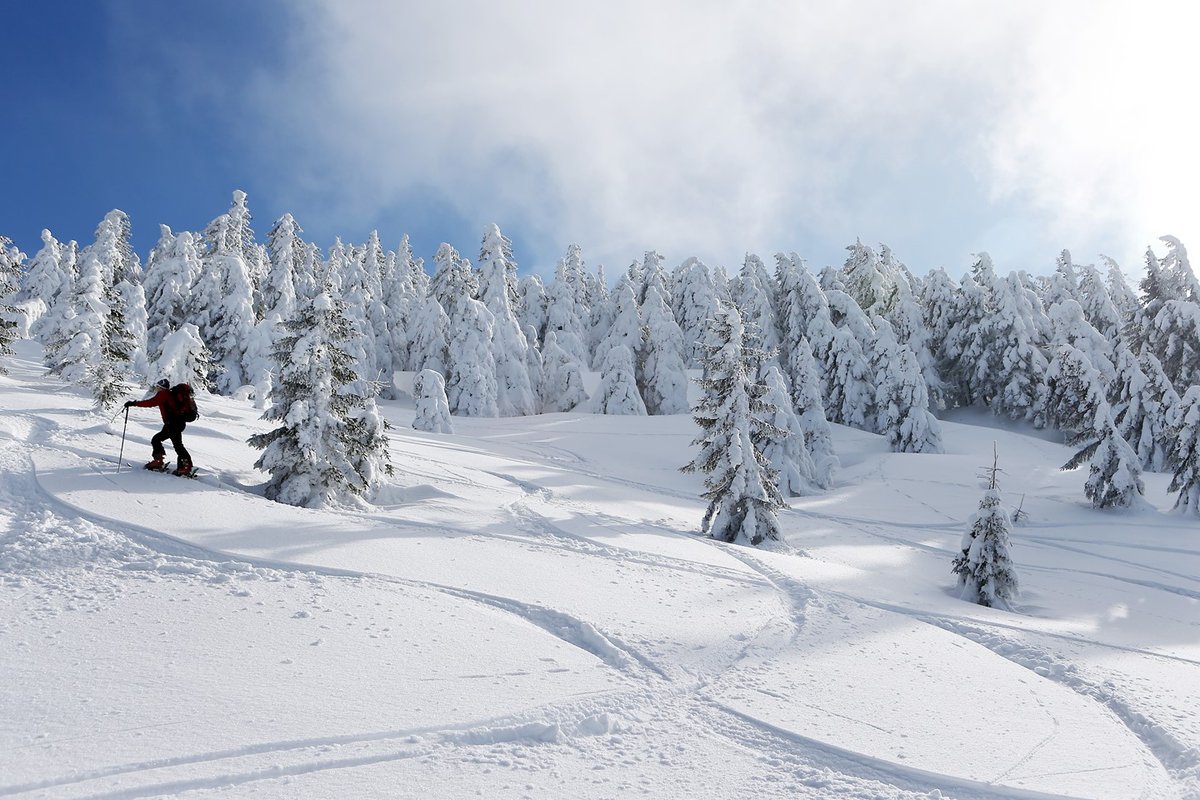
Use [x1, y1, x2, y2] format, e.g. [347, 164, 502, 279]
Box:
[173, 459, 195, 478]
[145, 456, 168, 472]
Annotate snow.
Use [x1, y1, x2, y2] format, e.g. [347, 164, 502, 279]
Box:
[2, 338, 1199, 799]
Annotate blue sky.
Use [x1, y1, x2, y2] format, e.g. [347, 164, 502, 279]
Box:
[3, 1, 1197, 281]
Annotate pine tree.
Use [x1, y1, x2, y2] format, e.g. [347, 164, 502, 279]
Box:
[733, 253, 780, 360]
[412, 369, 454, 434]
[1110, 348, 1179, 471]
[953, 450, 1019, 609]
[588, 344, 647, 415]
[872, 319, 943, 454]
[153, 323, 217, 390]
[640, 283, 689, 415]
[143, 226, 204, 363]
[430, 243, 477, 318]
[673, 257, 723, 368]
[381, 234, 423, 375]
[840, 239, 894, 317]
[761, 365, 818, 496]
[592, 276, 643, 371]
[18, 229, 66, 307]
[986, 271, 1048, 420]
[478, 224, 535, 416]
[790, 336, 837, 488]
[808, 291, 873, 430]
[1062, 401, 1146, 510]
[1032, 345, 1107, 435]
[1169, 386, 1200, 515]
[542, 264, 589, 368]
[407, 295, 450, 377]
[445, 298, 498, 417]
[682, 305, 786, 546]
[195, 201, 258, 393]
[0, 237, 21, 373]
[941, 257, 996, 408]
[517, 274, 548, 346]
[540, 331, 589, 412]
[248, 290, 391, 508]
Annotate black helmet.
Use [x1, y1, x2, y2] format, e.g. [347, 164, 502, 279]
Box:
[155, 379, 170, 390]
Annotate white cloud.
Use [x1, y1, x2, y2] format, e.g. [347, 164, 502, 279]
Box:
[984, 2, 1200, 272]
[240, 0, 1196, 277]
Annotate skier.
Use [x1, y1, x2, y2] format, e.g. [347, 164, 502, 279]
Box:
[124, 379, 194, 476]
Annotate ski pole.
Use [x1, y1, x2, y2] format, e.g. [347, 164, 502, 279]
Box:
[117, 406, 129, 474]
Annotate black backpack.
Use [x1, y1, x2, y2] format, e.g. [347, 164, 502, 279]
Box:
[171, 383, 199, 422]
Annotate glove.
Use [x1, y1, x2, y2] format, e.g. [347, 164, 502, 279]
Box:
[124, 400, 134, 408]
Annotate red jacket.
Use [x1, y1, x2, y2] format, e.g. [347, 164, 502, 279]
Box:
[132, 388, 175, 423]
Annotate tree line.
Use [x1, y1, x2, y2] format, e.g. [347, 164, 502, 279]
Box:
[2, 191, 1199, 530]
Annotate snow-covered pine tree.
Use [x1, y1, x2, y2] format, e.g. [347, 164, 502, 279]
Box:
[1158, 235, 1200, 303]
[542, 263, 589, 368]
[18, 229, 65, 309]
[143, 226, 204, 363]
[478, 224, 535, 416]
[682, 304, 786, 546]
[639, 283, 689, 415]
[592, 276, 643, 370]
[43, 225, 136, 409]
[871, 318, 943, 454]
[153, 323, 216, 390]
[0, 237, 21, 373]
[986, 271, 1049, 420]
[1041, 249, 1081, 311]
[952, 450, 1019, 609]
[840, 239, 893, 317]
[407, 295, 450, 377]
[540, 330, 588, 412]
[81, 210, 147, 379]
[1075, 261, 1123, 349]
[733, 253, 780, 361]
[430, 243, 478, 318]
[883, 273, 944, 410]
[588, 344, 647, 415]
[639, 250, 671, 308]
[584, 265, 611, 359]
[523, 324, 545, 410]
[1103, 257, 1141, 340]
[761, 364, 818, 496]
[941, 255, 997, 408]
[29, 237, 77, 344]
[412, 369, 454, 434]
[1032, 344, 1107, 436]
[673, 257, 723, 368]
[194, 200, 258, 394]
[337, 240, 380, 394]
[789, 336, 837, 488]
[809, 290, 873, 430]
[381, 234, 423, 376]
[1169, 386, 1200, 515]
[1147, 298, 1200, 393]
[517, 274, 548, 346]
[445, 298, 499, 417]
[1061, 400, 1146, 509]
[248, 289, 391, 508]
[1046, 298, 1115, 386]
[1110, 347, 1179, 471]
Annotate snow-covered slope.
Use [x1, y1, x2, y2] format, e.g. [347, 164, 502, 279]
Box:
[2, 339, 1198, 799]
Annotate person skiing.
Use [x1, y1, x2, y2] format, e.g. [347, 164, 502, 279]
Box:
[124, 379, 194, 476]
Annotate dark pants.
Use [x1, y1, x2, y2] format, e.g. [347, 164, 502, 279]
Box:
[151, 421, 190, 464]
